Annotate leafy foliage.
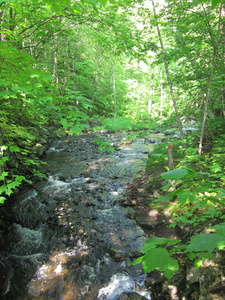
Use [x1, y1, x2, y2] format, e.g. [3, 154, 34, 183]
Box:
[135, 160, 225, 280]
[0, 145, 32, 203]
[130, 237, 180, 280]
[156, 167, 225, 226]
[94, 138, 115, 152]
[185, 229, 225, 255]
[101, 117, 134, 132]
[161, 168, 189, 180]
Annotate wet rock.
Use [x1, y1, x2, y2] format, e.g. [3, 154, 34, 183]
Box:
[98, 273, 135, 299]
[145, 270, 166, 287]
[33, 143, 46, 157]
[186, 264, 225, 300]
[7, 253, 44, 297]
[6, 155, 19, 169]
[98, 129, 109, 134]
[0, 261, 13, 296]
[144, 271, 172, 300]
[139, 221, 166, 232]
[11, 190, 47, 228]
[7, 224, 44, 255]
[98, 273, 151, 300]
[108, 247, 128, 261]
[164, 129, 176, 136]
[119, 292, 149, 299]
[144, 139, 156, 144]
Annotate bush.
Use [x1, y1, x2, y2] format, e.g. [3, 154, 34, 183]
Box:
[101, 117, 134, 132]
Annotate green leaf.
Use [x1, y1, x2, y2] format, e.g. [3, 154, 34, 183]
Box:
[98, 0, 107, 5]
[211, 223, 225, 236]
[162, 169, 188, 180]
[154, 193, 173, 202]
[130, 256, 143, 266]
[39, 96, 52, 103]
[209, 164, 222, 173]
[60, 119, 74, 128]
[30, 74, 40, 78]
[161, 183, 172, 190]
[142, 237, 176, 252]
[0, 172, 8, 180]
[32, 169, 46, 178]
[105, 146, 115, 153]
[216, 192, 225, 198]
[176, 190, 195, 203]
[94, 138, 101, 144]
[198, 172, 210, 176]
[168, 223, 177, 228]
[0, 0, 17, 3]
[0, 157, 9, 165]
[42, 75, 53, 82]
[0, 197, 6, 204]
[141, 248, 180, 280]
[185, 233, 225, 254]
[194, 260, 203, 268]
[34, 83, 43, 88]
[211, 0, 221, 7]
[215, 188, 225, 198]
[71, 125, 82, 135]
[9, 145, 21, 153]
[196, 186, 211, 193]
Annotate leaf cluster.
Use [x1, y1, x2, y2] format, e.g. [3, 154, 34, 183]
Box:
[133, 162, 225, 280]
[130, 237, 180, 280]
[94, 138, 115, 152]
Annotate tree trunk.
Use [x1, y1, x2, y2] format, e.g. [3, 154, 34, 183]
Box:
[198, 4, 219, 155]
[53, 36, 59, 85]
[160, 81, 164, 125]
[219, 4, 225, 117]
[148, 80, 154, 115]
[0, 4, 6, 41]
[112, 63, 117, 118]
[198, 52, 215, 155]
[151, 0, 184, 139]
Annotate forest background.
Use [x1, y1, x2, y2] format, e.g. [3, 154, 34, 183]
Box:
[1, 0, 225, 285]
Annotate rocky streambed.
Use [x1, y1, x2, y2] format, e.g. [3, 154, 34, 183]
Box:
[0, 131, 165, 300]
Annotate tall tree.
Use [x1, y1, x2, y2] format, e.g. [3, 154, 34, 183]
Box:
[152, 0, 184, 138]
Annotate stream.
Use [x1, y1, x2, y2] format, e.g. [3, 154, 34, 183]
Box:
[0, 131, 165, 300]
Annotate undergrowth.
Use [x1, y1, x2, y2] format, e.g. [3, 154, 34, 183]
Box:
[96, 116, 154, 132]
[132, 132, 225, 281]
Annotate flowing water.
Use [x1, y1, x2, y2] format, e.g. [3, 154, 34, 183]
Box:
[0, 131, 165, 300]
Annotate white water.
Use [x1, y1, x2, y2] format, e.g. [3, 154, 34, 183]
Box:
[98, 272, 151, 300]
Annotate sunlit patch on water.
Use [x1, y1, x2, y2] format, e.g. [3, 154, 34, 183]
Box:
[28, 250, 91, 299]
